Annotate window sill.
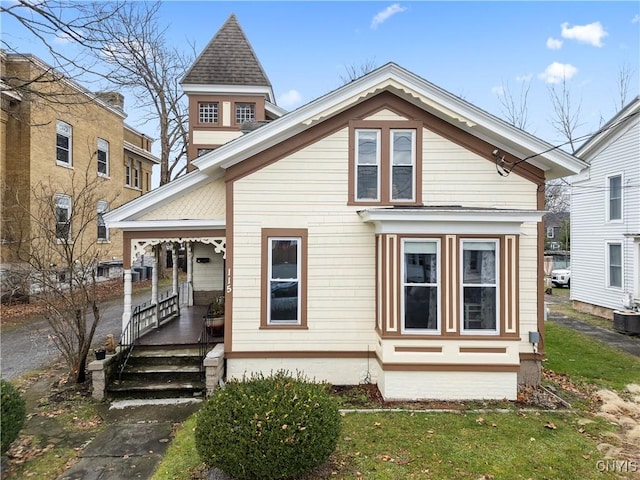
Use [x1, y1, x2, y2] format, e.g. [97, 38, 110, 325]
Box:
[260, 324, 308, 330]
[56, 162, 73, 169]
[97, 173, 111, 180]
[348, 200, 423, 207]
[124, 185, 142, 192]
[97, 239, 110, 244]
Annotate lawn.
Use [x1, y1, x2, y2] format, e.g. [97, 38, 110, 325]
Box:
[151, 321, 640, 480]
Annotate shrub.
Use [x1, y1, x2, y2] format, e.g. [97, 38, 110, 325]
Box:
[195, 371, 341, 480]
[1, 379, 26, 454]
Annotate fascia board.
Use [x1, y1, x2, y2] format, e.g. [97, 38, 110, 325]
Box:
[266, 101, 287, 118]
[104, 170, 214, 223]
[109, 219, 225, 231]
[182, 83, 275, 103]
[358, 208, 544, 224]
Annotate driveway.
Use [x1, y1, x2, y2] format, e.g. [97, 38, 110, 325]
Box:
[0, 288, 169, 380]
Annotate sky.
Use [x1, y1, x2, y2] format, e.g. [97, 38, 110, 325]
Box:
[2, 1, 639, 178]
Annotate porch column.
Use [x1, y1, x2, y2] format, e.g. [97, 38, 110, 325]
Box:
[122, 269, 133, 341]
[151, 247, 159, 328]
[172, 243, 179, 296]
[186, 242, 194, 306]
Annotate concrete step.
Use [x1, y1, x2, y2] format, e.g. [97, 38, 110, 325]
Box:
[108, 379, 206, 399]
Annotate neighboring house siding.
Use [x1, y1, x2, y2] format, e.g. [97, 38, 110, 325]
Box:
[137, 177, 226, 221]
[572, 121, 640, 312]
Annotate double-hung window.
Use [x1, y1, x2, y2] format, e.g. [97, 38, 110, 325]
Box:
[356, 130, 380, 201]
[56, 120, 72, 166]
[268, 238, 301, 324]
[97, 201, 108, 241]
[199, 102, 218, 124]
[97, 138, 109, 176]
[125, 157, 132, 186]
[236, 103, 255, 124]
[607, 242, 623, 288]
[133, 160, 141, 189]
[461, 240, 498, 333]
[391, 130, 415, 200]
[351, 122, 421, 205]
[55, 194, 72, 241]
[607, 174, 622, 221]
[402, 240, 440, 332]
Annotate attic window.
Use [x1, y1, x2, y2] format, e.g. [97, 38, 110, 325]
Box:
[236, 103, 255, 124]
[199, 102, 218, 124]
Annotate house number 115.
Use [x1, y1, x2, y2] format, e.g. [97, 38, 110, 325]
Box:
[226, 268, 232, 293]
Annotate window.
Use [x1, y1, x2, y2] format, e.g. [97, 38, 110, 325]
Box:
[56, 120, 72, 166]
[608, 242, 623, 288]
[261, 229, 307, 327]
[235, 103, 255, 124]
[391, 130, 415, 200]
[55, 194, 71, 240]
[356, 130, 380, 200]
[125, 157, 132, 186]
[198, 102, 218, 124]
[350, 122, 421, 205]
[402, 240, 439, 332]
[197, 148, 214, 157]
[461, 240, 498, 332]
[607, 174, 622, 221]
[97, 201, 108, 241]
[546, 227, 554, 239]
[133, 160, 141, 189]
[97, 138, 109, 176]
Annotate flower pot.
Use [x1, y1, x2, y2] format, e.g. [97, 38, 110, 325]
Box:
[94, 349, 106, 360]
[205, 317, 224, 337]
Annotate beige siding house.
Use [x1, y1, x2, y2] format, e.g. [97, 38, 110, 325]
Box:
[106, 60, 586, 400]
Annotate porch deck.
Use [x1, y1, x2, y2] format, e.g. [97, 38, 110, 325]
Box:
[136, 304, 218, 346]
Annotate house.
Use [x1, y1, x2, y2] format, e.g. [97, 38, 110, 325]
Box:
[104, 17, 586, 401]
[0, 52, 160, 294]
[543, 211, 569, 252]
[570, 96, 640, 319]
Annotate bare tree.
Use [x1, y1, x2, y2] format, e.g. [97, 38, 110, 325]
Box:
[545, 179, 570, 213]
[496, 78, 531, 130]
[87, 1, 192, 185]
[3, 165, 119, 383]
[614, 62, 635, 113]
[339, 58, 378, 84]
[548, 77, 584, 154]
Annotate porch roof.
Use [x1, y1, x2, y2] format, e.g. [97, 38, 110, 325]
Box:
[108, 219, 225, 232]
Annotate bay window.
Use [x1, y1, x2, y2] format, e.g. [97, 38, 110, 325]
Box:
[461, 240, 498, 332]
[402, 240, 439, 332]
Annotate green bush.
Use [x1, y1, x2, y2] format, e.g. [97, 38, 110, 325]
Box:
[195, 371, 341, 480]
[1, 379, 26, 454]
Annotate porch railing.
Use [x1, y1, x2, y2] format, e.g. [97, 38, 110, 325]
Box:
[118, 302, 156, 380]
[198, 317, 213, 378]
[158, 291, 179, 326]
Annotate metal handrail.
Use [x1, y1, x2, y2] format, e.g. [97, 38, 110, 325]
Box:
[198, 316, 213, 379]
[117, 302, 156, 380]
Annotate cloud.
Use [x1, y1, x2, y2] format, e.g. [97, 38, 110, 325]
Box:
[515, 74, 533, 82]
[633, 14, 639, 24]
[371, 4, 407, 29]
[491, 86, 504, 96]
[546, 37, 563, 50]
[277, 89, 303, 109]
[560, 21, 608, 47]
[538, 62, 578, 84]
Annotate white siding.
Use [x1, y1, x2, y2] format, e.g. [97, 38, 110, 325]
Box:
[192, 243, 224, 291]
[571, 121, 640, 310]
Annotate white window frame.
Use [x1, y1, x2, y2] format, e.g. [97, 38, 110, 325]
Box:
[97, 138, 109, 177]
[199, 102, 218, 124]
[546, 227, 554, 239]
[97, 201, 108, 242]
[390, 129, 416, 202]
[401, 239, 440, 334]
[267, 237, 301, 325]
[133, 160, 141, 189]
[56, 120, 72, 167]
[125, 157, 132, 186]
[606, 241, 623, 289]
[460, 239, 499, 335]
[235, 103, 255, 124]
[55, 194, 72, 241]
[355, 129, 380, 201]
[606, 173, 623, 222]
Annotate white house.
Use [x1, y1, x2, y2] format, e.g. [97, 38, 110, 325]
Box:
[571, 97, 640, 319]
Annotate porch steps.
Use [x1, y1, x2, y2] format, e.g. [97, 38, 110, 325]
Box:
[107, 346, 205, 399]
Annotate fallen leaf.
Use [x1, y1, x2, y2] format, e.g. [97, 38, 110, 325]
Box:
[545, 422, 557, 430]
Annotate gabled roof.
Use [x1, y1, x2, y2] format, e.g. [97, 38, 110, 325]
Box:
[106, 62, 588, 225]
[575, 96, 640, 161]
[181, 14, 272, 90]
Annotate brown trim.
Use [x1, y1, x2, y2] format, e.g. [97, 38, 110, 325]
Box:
[225, 91, 545, 186]
[519, 352, 545, 361]
[459, 347, 507, 353]
[260, 228, 308, 329]
[348, 120, 424, 206]
[226, 350, 375, 359]
[122, 228, 225, 269]
[395, 346, 443, 353]
[378, 332, 521, 341]
[224, 181, 234, 352]
[378, 360, 520, 372]
[381, 235, 388, 334]
[389, 234, 397, 331]
[375, 235, 381, 333]
[445, 235, 457, 335]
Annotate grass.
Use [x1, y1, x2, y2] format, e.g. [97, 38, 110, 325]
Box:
[544, 322, 640, 391]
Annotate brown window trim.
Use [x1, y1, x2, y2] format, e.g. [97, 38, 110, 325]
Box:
[260, 228, 308, 329]
[348, 120, 423, 206]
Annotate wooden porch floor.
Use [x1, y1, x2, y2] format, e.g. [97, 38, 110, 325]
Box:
[136, 304, 217, 346]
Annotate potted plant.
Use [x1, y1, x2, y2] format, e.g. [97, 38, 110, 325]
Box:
[204, 295, 225, 337]
[94, 348, 106, 360]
